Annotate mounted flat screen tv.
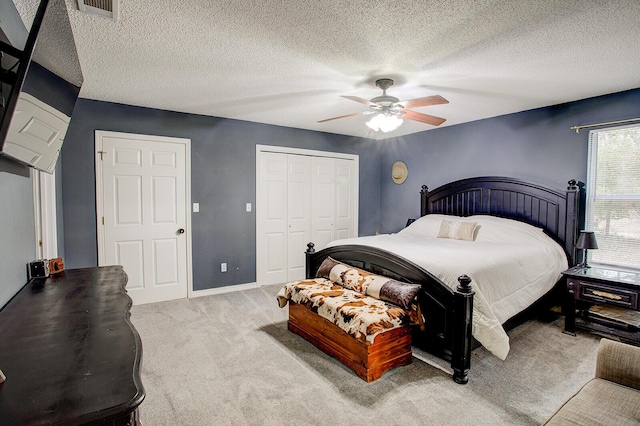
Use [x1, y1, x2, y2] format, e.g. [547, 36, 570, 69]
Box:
[0, 0, 83, 173]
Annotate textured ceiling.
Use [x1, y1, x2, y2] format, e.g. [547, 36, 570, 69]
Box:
[21, 0, 640, 139]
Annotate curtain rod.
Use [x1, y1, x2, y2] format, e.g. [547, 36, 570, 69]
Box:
[570, 117, 640, 133]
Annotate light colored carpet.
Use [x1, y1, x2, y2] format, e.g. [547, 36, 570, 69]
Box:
[131, 284, 600, 425]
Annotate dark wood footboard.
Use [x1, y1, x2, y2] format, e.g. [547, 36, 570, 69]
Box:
[305, 242, 474, 384]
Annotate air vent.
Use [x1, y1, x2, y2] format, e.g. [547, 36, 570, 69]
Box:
[77, 0, 119, 21]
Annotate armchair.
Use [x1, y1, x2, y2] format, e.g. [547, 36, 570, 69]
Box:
[545, 339, 640, 425]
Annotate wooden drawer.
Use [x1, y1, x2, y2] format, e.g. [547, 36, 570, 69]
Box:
[571, 279, 639, 310]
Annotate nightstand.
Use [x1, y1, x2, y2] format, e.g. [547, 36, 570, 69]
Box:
[563, 265, 640, 345]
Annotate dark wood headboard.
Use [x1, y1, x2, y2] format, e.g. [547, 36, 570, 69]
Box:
[420, 176, 582, 265]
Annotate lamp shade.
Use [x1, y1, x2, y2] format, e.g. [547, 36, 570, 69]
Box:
[576, 231, 599, 250]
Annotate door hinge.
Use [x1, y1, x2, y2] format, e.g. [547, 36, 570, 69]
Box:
[102, 217, 105, 225]
[98, 150, 107, 160]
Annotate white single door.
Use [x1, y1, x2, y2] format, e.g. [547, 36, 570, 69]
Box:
[32, 169, 58, 260]
[257, 152, 288, 285]
[97, 131, 191, 305]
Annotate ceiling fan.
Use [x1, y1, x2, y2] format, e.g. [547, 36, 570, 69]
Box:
[318, 78, 449, 132]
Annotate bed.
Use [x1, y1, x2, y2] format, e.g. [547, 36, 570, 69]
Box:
[303, 176, 582, 384]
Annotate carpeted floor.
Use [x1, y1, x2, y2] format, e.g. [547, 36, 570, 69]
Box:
[131, 284, 601, 425]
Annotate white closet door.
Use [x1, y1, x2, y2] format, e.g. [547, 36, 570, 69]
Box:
[311, 157, 336, 250]
[256, 146, 358, 287]
[334, 158, 356, 240]
[258, 152, 288, 285]
[287, 155, 311, 281]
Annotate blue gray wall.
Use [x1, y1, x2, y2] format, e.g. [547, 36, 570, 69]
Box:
[61, 99, 381, 290]
[4, 87, 639, 303]
[0, 160, 35, 308]
[378, 88, 640, 233]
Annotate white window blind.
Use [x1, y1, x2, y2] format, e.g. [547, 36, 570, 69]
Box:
[586, 125, 640, 270]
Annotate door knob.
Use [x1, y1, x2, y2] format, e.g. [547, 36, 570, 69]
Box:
[177, 228, 185, 234]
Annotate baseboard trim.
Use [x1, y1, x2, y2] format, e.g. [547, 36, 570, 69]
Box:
[191, 282, 258, 298]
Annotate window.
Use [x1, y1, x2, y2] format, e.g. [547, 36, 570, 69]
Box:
[586, 125, 640, 270]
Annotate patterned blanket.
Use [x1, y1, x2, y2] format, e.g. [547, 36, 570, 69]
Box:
[277, 278, 416, 344]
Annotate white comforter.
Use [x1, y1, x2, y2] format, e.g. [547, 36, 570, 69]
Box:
[326, 214, 568, 360]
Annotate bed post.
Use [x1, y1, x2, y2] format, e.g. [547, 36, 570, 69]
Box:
[451, 275, 474, 384]
[565, 179, 580, 266]
[305, 242, 316, 279]
[420, 185, 429, 216]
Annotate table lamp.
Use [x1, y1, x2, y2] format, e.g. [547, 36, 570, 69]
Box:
[576, 231, 599, 268]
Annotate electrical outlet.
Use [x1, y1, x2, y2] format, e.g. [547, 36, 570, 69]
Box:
[221, 263, 227, 272]
[246, 203, 252, 212]
[193, 203, 199, 212]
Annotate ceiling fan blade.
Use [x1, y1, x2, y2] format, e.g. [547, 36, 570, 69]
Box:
[317, 110, 372, 123]
[403, 110, 447, 126]
[341, 95, 377, 107]
[401, 95, 449, 109]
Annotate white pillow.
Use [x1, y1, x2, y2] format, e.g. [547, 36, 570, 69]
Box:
[469, 215, 545, 243]
[399, 214, 450, 237]
[437, 219, 478, 241]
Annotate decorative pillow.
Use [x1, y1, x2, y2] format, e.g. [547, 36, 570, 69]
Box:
[437, 219, 478, 241]
[370, 280, 421, 311]
[315, 257, 421, 309]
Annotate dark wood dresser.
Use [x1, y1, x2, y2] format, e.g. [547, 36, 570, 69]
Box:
[0, 266, 145, 425]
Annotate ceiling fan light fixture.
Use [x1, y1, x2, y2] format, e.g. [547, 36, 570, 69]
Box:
[366, 113, 403, 133]
[319, 78, 448, 130]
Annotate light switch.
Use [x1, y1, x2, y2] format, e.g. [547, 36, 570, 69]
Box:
[246, 203, 252, 212]
[193, 203, 199, 213]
